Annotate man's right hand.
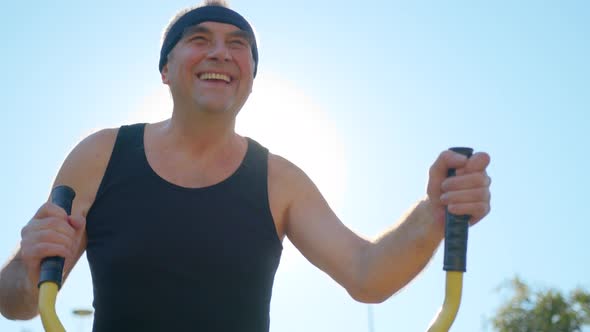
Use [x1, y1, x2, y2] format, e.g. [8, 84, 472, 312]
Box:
[19, 202, 86, 286]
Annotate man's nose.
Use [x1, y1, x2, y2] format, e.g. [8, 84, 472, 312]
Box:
[207, 40, 231, 61]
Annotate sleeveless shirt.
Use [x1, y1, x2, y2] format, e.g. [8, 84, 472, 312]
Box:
[85, 123, 283, 332]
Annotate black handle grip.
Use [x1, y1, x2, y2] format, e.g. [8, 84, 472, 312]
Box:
[443, 147, 473, 272]
[38, 185, 76, 289]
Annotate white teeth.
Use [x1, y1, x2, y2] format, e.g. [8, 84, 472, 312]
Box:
[199, 72, 231, 83]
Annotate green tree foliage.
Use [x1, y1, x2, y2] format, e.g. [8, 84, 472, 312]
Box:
[491, 277, 590, 332]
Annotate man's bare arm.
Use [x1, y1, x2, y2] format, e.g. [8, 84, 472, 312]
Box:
[0, 250, 40, 319]
[0, 128, 117, 320]
[282, 150, 491, 303]
[357, 198, 443, 302]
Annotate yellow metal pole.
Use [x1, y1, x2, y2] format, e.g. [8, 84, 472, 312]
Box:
[38, 185, 75, 332]
[426, 147, 473, 332]
[426, 272, 463, 332]
[39, 282, 65, 332]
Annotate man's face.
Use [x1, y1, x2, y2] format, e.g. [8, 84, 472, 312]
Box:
[161, 21, 255, 115]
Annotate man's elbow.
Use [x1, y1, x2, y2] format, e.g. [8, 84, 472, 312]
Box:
[347, 283, 395, 304]
[346, 248, 400, 303]
[0, 304, 39, 321]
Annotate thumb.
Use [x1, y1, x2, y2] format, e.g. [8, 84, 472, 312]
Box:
[68, 215, 87, 232]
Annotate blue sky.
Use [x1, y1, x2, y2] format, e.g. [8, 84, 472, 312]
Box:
[1, 1, 589, 331]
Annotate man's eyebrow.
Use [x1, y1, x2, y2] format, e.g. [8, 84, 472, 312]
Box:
[182, 25, 211, 38]
[227, 30, 254, 44]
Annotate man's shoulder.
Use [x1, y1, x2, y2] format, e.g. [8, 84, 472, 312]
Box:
[80, 127, 120, 150]
[267, 152, 315, 193]
[268, 153, 300, 179]
[52, 126, 121, 216]
[66, 127, 121, 166]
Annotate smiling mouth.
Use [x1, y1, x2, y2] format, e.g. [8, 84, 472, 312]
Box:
[198, 72, 232, 83]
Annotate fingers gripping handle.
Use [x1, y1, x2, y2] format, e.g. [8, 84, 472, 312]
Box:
[38, 185, 76, 289]
[443, 147, 473, 272]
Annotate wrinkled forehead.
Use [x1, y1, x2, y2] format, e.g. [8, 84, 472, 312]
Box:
[159, 6, 259, 74]
[163, 6, 255, 52]
[180, 22, 255, 45]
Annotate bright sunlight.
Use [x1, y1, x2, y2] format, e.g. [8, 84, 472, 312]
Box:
[125, 72, 350, 269]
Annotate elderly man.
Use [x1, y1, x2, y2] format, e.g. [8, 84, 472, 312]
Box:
[0, 1, 491, 331]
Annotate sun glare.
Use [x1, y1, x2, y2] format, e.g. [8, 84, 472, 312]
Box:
[128, 72, 349, 210]
[127, 73, 349, 268]
[238, 72, 348, 210]
[240, 73, 350, 269]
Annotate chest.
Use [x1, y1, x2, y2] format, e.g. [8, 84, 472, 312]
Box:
[85, 180, 282, 329]
[146, 148, 241, 188]
[144, 147, 288, 239]
[86, 178, 283, 277]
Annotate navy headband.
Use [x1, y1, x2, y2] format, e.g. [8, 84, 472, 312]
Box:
[159, 6, 258, 77]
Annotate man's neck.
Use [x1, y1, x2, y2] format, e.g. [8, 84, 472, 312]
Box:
[152, 113, 243, 162]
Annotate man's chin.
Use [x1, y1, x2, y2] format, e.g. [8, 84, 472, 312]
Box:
[195, 102, 234, 115]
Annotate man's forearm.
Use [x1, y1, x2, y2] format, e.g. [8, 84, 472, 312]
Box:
[0, 255, 39, 320]
[359, 198, 444, 302]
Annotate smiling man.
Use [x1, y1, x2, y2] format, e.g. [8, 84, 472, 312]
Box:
[0, 1, 492, 331]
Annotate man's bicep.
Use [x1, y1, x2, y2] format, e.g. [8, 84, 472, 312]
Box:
[50, 128, 117, 214]
[61, 235, 87, 285]
[48, 128, 117, 281]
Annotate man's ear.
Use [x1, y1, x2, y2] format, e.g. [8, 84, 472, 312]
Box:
[161, 64, 169, 84]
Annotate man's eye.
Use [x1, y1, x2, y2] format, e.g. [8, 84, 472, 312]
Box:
[190, 36, 208, 42]
[229, 40, 248, 48]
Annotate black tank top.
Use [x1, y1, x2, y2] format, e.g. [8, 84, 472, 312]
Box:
[86, 123, 283, 332]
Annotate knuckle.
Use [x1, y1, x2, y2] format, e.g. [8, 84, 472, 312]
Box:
[20, 224, 31, 238]
[432, 151, 450, 172]
[44, 201, 58, 210]
[21, 217, 42, 234]
[428, 164, 437, 177]
[19, 244, 32, 260]
[21, 227, 39, 244]
[476, 188, 488, 201]
[45, 203, 67, 218]
[477, 174, 488, 187]
[36, 202, 54, 217]
[47, 201, 62, 211]
[36, 202, 49, 214]
[41, 202, 53, 208]
[477, 202, 488, 215]
[479, 152, 491, 164]
[441, 178, 452, 191]
[443, 150, 459, 164]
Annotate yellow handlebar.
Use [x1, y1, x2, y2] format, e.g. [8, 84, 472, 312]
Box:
[39, 185, 76, 332]
[39, 282, 65, 332]
[426, 147, 473, 332]
[426, 271, 463, 332]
